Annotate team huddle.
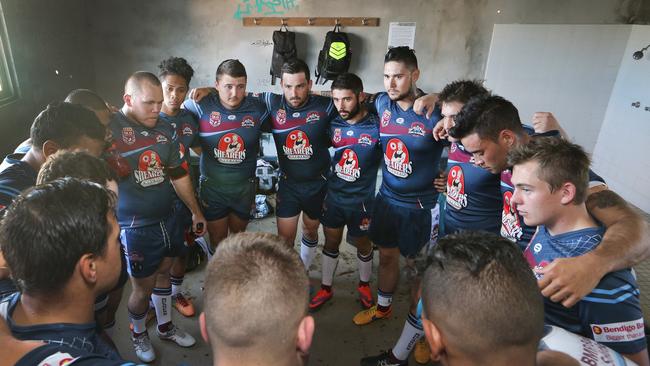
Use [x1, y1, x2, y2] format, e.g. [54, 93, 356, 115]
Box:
[0, 45, 648, 366]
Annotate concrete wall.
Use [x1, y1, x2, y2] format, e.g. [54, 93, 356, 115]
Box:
[88, 0, 650, 107]
[0, 0, 93, 155]
[592, 25, 650, 212]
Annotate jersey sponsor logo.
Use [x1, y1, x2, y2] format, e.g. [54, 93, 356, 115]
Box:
[182, 124, 194, 135]
[335, 149, 361, 182]
[306, 111, 320, 123]
[381, 110, 391, 127]
[359, 217, 370, 231]
[292, 112, 301, 118]
[276, 109, 287, 125]
[141, 131, 149, 136]
[396, 117, 405, 124]
[228, 114, 236, 120]
[209, 111, 221, 127]
[241, 115, 255, 128]
[358, 134, 372, 145]
[283, 130, 313, 160]
[501, 191, 523, 242]
[155, 134, 168, 143]
[384, 138, 412, 178]
[333, 128, 342, 143]
[533, 242, 542, 253]
[134, 150, 165, 187]
[122, 127, 136, 145]
[408, 122, 426, 137]
[446, 166, 468, 210]
[214, 132, 246, 164]
[346, 130, 354, 136]
[591, 319, 645, 343]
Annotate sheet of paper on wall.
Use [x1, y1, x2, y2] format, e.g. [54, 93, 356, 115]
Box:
[388, 22, 416, 49]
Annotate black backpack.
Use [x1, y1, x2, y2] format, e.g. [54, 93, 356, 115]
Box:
[315, 24, 351, 85]
[270, 25, 297, 85]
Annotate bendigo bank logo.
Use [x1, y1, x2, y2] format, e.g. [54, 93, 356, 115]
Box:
[501, 191, 523, 241]
[384, 138, 412, 178]
[135, 150, 165, 187]
[283, 130, 313, 160]
[215, 133, 246, 164]
[446, 166, 468, 209]
[335, 149, 361, 182]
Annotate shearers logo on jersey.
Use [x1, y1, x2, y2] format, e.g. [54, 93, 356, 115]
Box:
[408, 122, 426, 137]
[384, 138, 412, 178]
[335, 149, 361, 182]
[241, 115, 255, 128]
[276, 108, 287, 125]
[381, 110, 391, 127]
[446, 166, 468, 210]
[215, 132, 246, 164]
[283, 130, 313, 160]
[209, 111, 221, 127]
[122, 127, 136, 145]
[182, 124, 193, 135]
[333, 128, 342, 143]
[501, 191, 523, 241]
[306, 111, 320, 123]
[134, 150, 165, 187]
[358, 134, 372, 145]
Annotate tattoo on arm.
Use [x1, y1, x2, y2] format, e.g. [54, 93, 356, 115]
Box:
[586, 189, 628, 210]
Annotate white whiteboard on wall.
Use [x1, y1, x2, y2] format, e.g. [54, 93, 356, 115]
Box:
[484, 24, 631, 153]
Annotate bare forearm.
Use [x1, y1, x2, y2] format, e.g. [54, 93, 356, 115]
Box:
[171, 175, 201, 215]
[586, 190, 650, 271]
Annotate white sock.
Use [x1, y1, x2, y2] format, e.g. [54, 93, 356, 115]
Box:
[129, 309, 147, 334]
[392, 312, 424, 361]
[170, 275, 183, 297]
[151, 287, 172, 327]
[377, 290, 393, 308]
[321, 249, 339, 287]
[300, 235, 318, 270]
[357, 251, 373, 283]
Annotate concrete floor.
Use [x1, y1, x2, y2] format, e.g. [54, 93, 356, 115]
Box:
[111, 211, 431, 366]
[110, 205, 650, 366]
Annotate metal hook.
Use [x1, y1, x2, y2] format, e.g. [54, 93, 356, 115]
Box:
[281, 18, 287, 26]
[253, 18, 258, 25]
[335, 18, 340, 26]
[307, 18, 313, 25]
[362, 18, 367, 26]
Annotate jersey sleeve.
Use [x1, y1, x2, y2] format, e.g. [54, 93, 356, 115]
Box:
[258, 101, 272, 133]
[364, 93, 379, 115]
[166, 126, 184, 170]
[579, 271, 646, 355]
[181, 98, 203, 119]
[0, 185, 19, 211]
[588, 169, 607, 188]
[188, 113, 201, 149]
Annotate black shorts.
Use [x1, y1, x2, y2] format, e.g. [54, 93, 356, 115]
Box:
[276, 177, 327, 220]
[321, 196, 373, 238]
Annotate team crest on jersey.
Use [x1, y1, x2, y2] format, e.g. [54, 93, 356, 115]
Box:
[134, 150, 165, 187]
[182, 124, 193, 136]
[122, 127, 136, 145]
[241, 115, 255, 128]
[209, 111, 221, 127]
[276, 109, 287, 125]
[155, 134, 168, 143]
[450, 143, 458, 153]
[335, 149, 361, 182]
[333, 128, 342, 143]
[384, 138, 412, 178]
[306, 111, 320, 123]
[446, 166, 468, 210]
[214, 133, 246, 164]
[358, 134, 373, 145]
[500, 191, 523, 242]
[283, 130, 313, 160]
[408, 122, 426, 137]
[381, 110, 391, 127]
[359, 217, 371, 231]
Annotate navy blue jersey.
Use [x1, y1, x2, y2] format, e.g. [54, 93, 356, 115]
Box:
[262, 93, 336, 182]
[183, 94, 270, 184]
[16, 345, 140, 366]
[374, 92, 444, 209]
[159, 109, 199, 163]
[0, 153, 36, 212]
[1, 293, 123, 361]
[327, 113, 381, 207]
[524, 226, 645, 355]
[444, 142, 501, 234]
[108, 112, 183, 228]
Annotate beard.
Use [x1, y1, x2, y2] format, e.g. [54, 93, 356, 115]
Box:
[340, 103, 361, 120]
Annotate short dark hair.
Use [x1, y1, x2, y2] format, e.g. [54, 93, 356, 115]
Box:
[508, 137, 591, 204]
[216, 59, 247, 80]
[64, 89, 109, 112]
[158, 56, 195, 85]
[438, 80, 489, 105]
[0, 178, 117, 296]
[29, 102, 106, 150]
[384, 46, 418, 70]
[422, 231, 544, 354]
[449, 95, 524, 142]
[281, 58, 310, 81]
[331, 73, 364, 95]
[124, 71, 161, 94]
[37, 150, 117, 185]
